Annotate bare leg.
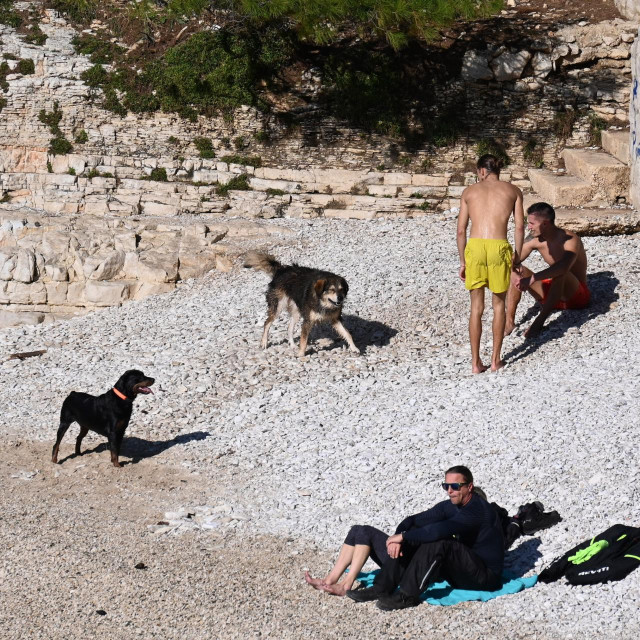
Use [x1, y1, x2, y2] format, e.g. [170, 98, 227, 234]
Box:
[505, 278, 523, 336]
[469, 288, 488, 374]
[525, 273, 578, 338]
[305, 543, 371, 596]
[505, 265, 543, 336]
[491, 292, 507, 371]
[321, 545, 371, 595]
[305, 543, 355, 589]
[332, 320, 360, 354]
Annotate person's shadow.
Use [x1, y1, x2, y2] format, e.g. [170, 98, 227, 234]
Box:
[56, 431, 210, 466]
[504, 538, 543, 578]
[503, 271, 619, 365]
[307, 314, 398, 354]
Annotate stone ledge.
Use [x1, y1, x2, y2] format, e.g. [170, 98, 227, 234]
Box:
[555, 207, 640, 235]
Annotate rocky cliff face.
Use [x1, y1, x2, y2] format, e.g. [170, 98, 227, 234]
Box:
[0, 5, 638, 324]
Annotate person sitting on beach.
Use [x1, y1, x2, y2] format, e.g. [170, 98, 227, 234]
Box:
[305, 466, 504, 611]
[505, 201, 590, 338]
[457, 154, 525, 373]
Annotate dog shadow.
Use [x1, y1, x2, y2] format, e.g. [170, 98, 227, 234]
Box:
[503, 538, 543, 578]
[308, 314, 398, 354]
[503, 271, 619, 365]
[57, 431, 210, 466]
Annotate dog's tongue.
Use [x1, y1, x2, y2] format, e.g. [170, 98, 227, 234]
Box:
[139, 387, 153, 394]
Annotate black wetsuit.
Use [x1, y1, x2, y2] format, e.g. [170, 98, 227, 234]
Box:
[373, 494, 504, 597]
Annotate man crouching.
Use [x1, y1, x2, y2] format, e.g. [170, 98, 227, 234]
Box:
[505, 202, 590, 338]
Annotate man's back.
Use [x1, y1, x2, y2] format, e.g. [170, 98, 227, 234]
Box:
[462, 178, 522, 240]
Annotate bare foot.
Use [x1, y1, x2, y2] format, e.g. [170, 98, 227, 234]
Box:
[491, 360, 505, 372]
[504, 320, 515, 336]
[320, 583, 350, 596]
[472, 362, 489, 374]
[304, 571, 327, 590]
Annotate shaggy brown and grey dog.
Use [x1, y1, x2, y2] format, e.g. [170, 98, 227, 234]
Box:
[244, 252, 360, 357]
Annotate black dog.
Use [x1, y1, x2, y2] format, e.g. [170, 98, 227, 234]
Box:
[244, 251, 359, 357]
[51, 370, 155, 468]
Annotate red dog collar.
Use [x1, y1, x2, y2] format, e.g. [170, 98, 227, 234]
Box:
[112, 387, 128, 401]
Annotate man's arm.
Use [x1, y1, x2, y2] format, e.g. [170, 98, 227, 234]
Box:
[513, 189, 525, 258]
[456, 191, 470, 282]
[394, 501, 447, 535]
[402, 504, 483, 545]
[518, 236, 580, 290]
[511, 236, 535, 284]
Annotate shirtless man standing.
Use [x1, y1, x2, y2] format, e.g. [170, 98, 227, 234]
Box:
[457, 154, 524, 373]
[505, 202, 590, 338]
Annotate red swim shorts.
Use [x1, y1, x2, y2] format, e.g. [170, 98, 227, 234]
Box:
[541, 278, 591, 310]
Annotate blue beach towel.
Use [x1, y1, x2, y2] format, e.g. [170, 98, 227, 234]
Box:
[354, 570, 538, 606]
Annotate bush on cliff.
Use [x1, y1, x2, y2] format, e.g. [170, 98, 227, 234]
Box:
[143, 28, 294, 115]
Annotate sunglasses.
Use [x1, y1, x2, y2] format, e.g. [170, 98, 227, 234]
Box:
[442, 482, 469, 491]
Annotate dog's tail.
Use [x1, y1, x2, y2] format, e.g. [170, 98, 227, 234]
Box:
[243, 251, 282, 276]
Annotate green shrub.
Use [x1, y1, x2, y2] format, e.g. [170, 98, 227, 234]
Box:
[419, 200, 432, 211]
[24, 26, 47, 46]
[194, 137, 215, 159]
[16, 59, 35, 75]
[143, 28, 294, 116]
[233, 136, 247, 150]
[38, 102, 63, 135]
[47, 160, 53, 173]
[86, 168, 113, 179]
[49, 137, 73, 155]
[0, 96, 6, 112]
[427, 107, 465, 147]
[50, 1, 97, 22]
[588, 112, 608, 146]
[0, 192, 10, 203]
[552, 108, 579, 141]
[149, 168, 168, 182]
[475, 138, 510, 167]
[68, 167, 76, 175]
[216, 174, 251, 196]
[72, 34, 123, 63]
[220, 155, 262, 167]
[3, 53, 18, 60]
[80, 64, 108, 87]
[74, 129, 88, 144]
[168, 135, 179, 145]
[522, 139, 544, 168]
[0, 0, 22, 28]
[266, 188, 286, 196]
[102, 87, 127, 117]
[254, 130, 270, 143]
[0, 61, 10, 91]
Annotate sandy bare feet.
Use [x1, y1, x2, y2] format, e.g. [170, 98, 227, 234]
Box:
[491, 361, 505, 372]
[304, 571, 327, 590]
[320, 583, 350, 596]
[472, 362, 489, 374]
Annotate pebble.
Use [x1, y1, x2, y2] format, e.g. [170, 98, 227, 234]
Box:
[1, 217, 639, 636]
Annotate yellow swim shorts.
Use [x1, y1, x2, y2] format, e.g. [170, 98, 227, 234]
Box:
[464, 238, 513, 294]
